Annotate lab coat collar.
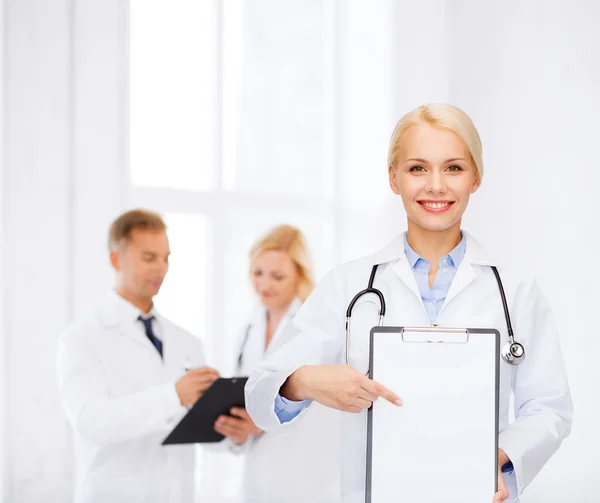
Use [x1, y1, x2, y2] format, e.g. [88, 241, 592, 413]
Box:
[96, 290, 161, 329]
[265, 297, 303, 356]
[371, 230, 499, 268]
[250, 296, 303, 327]
[286, 297, 303, 318]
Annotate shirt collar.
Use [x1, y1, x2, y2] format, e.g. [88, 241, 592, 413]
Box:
[109, 290, 159, 324]
[403, 232, 467, 269]
[447, 234, 467, 267]
[370, 230, 499, 269]
[404, 236, 422, 268]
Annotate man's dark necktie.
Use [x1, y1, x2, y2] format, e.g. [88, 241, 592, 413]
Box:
[138, 315, 163, 359]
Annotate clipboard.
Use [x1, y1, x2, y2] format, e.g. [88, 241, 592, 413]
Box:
[162, 377, 248, 445]
[366, 326, 500, 503]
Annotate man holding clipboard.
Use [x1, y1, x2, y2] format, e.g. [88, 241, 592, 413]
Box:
[246, 104, 573, 503]
[57, 210, 246, 503]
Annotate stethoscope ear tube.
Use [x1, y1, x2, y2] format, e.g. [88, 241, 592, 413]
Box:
[345, 265, 385, 368]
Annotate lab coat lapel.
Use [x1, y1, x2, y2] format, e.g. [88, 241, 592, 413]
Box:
[440, 231, 497, 312]
[440, 258, 477, 311]
[95, 291, 164, 358]
[370, 231, 499, 314]
[153, 315, 180, 375]
[265, 298, 302, 356]
[391, 257, 423, 302]
[370, 233, 423, 302]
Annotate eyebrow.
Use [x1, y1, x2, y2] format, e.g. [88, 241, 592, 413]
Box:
[404, 157, 468, 163]
[141, 251, 170, 257]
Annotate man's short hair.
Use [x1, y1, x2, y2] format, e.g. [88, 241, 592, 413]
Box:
[108, 209, 166, 250]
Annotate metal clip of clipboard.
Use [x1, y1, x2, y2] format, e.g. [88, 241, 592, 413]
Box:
[400, 326, 470, 344]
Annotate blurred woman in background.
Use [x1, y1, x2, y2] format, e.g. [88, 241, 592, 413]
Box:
[214, 224, 341, 503]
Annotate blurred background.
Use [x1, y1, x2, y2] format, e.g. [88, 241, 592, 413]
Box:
[1, 0, 599, 501]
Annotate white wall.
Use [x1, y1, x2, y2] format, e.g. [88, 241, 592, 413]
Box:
[72, 0, 129, 314]
[3, 1, 73, 499]
[446, 2, 600, 500]
[341, 0, 453, 260]
[0, 0, 6, 497]
[1, 1, 127, 501]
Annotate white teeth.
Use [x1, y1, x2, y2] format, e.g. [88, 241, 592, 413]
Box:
[421, 201, 450, 209]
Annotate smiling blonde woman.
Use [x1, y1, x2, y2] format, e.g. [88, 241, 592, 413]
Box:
[245, 104, 573, 503]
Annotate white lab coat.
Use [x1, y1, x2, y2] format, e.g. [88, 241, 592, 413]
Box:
[246, 232, 573, 503]
[57, 291, 206, 503]
[233, 298, 341, 503]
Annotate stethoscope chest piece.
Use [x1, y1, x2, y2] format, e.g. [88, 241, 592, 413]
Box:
[501, 341, 525, 365]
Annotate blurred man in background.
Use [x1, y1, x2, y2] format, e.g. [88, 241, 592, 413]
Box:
[57, 209, 219, 503]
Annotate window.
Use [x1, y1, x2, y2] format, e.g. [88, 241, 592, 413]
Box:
[153, 213, 210, 352]
[130, 2, 337, 499]
[129, 1, 394, 500]
[129, 0, 219, 191]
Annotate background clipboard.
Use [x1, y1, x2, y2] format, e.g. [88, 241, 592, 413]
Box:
[162, 377, 248, 445]
[366, 326, 500, 503]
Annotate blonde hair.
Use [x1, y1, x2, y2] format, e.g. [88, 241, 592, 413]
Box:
[249, 225, 315, 302]
[108, 209, 166, 250]
[387, 103, 483, 180]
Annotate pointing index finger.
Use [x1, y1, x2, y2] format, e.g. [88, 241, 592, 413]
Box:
[362, 377, 403, 406]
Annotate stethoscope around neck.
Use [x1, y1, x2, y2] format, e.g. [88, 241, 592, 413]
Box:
[345, 264, 526, 367]
[236, 308, 295, 371]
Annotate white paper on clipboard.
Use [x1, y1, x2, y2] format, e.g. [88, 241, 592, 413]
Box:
[366, 326, 500, 503]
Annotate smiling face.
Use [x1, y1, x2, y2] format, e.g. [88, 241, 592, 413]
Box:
[388, 121, 481, 233]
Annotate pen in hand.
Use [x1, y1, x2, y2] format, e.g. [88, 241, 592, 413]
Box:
[175, 366, 220, 407]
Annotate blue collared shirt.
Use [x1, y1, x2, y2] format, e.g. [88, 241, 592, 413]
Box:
[403, 233, 466, 324]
